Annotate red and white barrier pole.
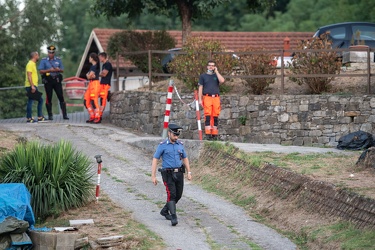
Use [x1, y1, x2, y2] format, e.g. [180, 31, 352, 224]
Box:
[94, 155, 103, 203]
[194, 90, 203, 140]
[162, 80, 174, 138]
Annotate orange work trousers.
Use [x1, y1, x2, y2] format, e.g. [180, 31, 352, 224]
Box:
[203, 95, 221, 135]
[84, 80, 100, 119]
[99, 84, 111, 117]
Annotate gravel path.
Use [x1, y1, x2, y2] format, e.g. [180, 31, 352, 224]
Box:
[0, 123, 296, 250]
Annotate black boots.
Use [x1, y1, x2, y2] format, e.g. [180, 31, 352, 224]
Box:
[46, 102, 69, 120]
[60, 102, 69, 120]
[46, 103, 53, 120]
[160, 204, 171, 220]
[166, 201, 178, 226]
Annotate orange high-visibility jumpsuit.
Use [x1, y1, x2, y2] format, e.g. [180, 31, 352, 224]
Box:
[98, 84, 111, 118]
[98, 60, 113, 119]
[202, 95, 221, 135]
[198, 73, 221, 136]
[84, 80, 100, 122]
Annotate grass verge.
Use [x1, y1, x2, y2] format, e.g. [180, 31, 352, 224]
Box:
[195, 142, 375, 249]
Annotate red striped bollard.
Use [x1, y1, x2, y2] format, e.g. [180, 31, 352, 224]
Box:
[94, 155, 102, 203]
[162, 80, 174, 138]
[194, 90, 203, 140]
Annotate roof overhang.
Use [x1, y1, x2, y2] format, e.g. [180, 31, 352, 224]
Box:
[76, 30, 104, 77]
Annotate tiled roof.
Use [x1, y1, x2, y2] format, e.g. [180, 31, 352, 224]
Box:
[94, 28, 313, 51]
[77, 29, 314, 76]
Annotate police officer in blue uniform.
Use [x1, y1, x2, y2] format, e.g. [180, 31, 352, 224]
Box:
[151, 124, 192, 226]
[38, 45, 69, 120]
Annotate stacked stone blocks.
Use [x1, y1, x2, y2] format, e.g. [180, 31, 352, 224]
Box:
[110, 91, 375, 146]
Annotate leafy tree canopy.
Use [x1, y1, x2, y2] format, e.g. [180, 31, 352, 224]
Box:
[91, 0, 275, 43]
[108, 30, 176, 74]
[0, 0, 61, 118]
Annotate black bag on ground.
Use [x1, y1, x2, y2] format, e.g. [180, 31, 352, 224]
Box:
[336, 130, 374, 150]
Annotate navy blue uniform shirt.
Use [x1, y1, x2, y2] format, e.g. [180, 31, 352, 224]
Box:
[153, 139, 187, 169]
[88, 64, 100, 80]
[198, 73, 220, 95]
[100, 61, 113, 85]
[38, 56, 64, 77]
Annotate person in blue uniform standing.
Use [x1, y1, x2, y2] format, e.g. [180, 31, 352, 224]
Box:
[38, 45, 69, 120]
[151, 124, 192, 226]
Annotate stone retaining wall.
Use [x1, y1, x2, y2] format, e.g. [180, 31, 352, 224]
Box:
[198, 145, 375, 229]
[110, 91, 375, 146]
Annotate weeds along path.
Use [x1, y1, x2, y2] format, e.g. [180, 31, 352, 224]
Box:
[0, 123, 296, 250]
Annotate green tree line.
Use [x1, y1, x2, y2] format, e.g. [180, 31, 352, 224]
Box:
[1, 0, 374, 118]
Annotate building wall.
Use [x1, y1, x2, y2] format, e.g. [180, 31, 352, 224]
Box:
[110, 91, 375, 146]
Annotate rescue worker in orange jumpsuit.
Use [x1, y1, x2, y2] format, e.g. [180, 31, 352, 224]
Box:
[98, 52, 113, 122]
[198, 60, 225, 140]
[84, 53, 101, 123]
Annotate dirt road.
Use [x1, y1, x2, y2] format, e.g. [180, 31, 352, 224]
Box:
[0, 122, 296, 250]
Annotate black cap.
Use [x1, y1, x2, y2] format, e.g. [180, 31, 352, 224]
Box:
[168, 124, 182, 135]
[47, 45, 56, 53]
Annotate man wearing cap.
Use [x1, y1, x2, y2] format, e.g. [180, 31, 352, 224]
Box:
[38, 45, 69, 120]
[151, 124, 192, 226]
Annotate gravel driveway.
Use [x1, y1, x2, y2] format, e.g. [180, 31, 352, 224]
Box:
[0, 122, 296, 250]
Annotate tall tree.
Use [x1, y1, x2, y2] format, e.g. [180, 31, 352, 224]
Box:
[91, 0, 275, 43]
[0, 0, 61, 118]
[59, 0, 128, 77]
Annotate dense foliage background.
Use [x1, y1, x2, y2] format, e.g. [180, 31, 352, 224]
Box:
[0, 0, 374, 118]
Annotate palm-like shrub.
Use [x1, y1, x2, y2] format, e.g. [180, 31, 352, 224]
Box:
[0, 140, 94, 220]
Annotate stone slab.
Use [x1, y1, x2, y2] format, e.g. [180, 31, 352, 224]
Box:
[69, 219, 94, 226]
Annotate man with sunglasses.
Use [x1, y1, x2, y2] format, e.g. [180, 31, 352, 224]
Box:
[38, 45, 69, 120]
[151, 124, 192, 226]
[198, 60, 225, 140]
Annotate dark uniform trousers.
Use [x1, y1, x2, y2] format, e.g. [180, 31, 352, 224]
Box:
[161, 171, 184, 203]
[44, 75, 67, 117]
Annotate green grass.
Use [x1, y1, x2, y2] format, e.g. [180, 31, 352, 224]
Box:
[112, 176, 124, 183]
[121, 220, 165, 250]
[135, 193, 151, 201]
[313, 222, 375, 250]
[196, 143, 375, 250]
[114, 155, 129, 163]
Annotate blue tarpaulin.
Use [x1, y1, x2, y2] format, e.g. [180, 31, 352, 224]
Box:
[0, 183, 35, 227]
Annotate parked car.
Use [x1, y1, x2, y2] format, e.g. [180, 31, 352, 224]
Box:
[161, 48, 182, 74]
[313, 22, 375, 49]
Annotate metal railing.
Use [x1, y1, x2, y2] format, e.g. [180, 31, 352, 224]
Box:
[117, 47, 375, 94]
